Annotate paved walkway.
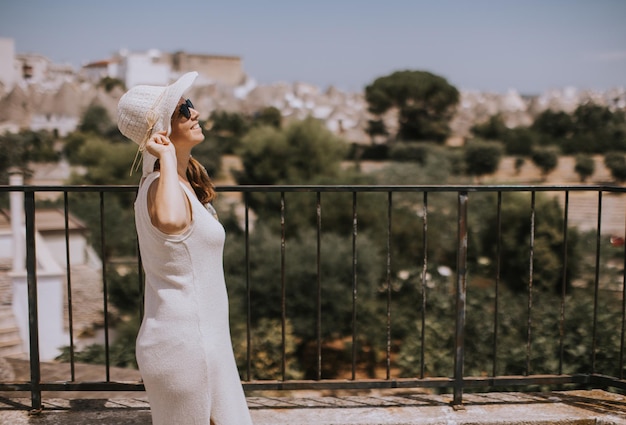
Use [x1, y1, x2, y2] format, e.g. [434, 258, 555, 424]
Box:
[0, 389, 625, 424]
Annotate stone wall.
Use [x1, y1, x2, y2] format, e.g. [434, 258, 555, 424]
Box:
[172, 51, 245, 86]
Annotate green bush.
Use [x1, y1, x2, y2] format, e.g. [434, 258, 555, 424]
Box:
[388, 142, 436, 164]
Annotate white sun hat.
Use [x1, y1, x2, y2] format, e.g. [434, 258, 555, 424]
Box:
[117, 71, 198, 177]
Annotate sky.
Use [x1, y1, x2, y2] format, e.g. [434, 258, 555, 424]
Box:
[1, 0, 625, 94]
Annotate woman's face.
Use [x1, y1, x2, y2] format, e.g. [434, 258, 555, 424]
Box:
[169, 98, 205, 147]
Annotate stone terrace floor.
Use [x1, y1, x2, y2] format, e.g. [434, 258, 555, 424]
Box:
[0, 389, 626, 424]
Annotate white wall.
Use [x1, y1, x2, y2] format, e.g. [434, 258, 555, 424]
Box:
[0, 38, 17, 90]
[15, 54, 50, 84]
[10, 230, 66, 361]
[30, 114, 79, 137]
[11, 271, 67, 361]
[122, 52, 170, 88]
[44, 233, 90, 266]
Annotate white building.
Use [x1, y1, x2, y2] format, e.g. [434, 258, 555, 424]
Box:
[0, 172, 101, 361]
[116, 48, 170, 88]
[0, 38, 18, 92]
[81, 59, 120, 84]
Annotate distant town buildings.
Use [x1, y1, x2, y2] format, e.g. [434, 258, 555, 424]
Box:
[0, 37, 247, 136]
[0, 37, 245, 91]
[0, 37, 624, 144]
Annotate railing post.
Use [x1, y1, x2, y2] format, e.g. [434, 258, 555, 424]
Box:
[452, 191, 468, 408]
[24, 190, 42, 412]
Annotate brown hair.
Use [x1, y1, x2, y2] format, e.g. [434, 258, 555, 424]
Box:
[187, 157, 216, 204]
[154, 157, 216, 204]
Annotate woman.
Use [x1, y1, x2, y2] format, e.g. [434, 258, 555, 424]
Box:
[117, 72, 253, 425]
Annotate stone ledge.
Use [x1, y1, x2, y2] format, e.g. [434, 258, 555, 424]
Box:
[0, 390, 624, 424]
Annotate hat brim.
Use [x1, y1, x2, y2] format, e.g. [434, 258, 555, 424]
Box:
[153, 71, 198, 135]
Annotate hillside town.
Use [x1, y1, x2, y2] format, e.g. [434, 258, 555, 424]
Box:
[1, 37, 625, 145]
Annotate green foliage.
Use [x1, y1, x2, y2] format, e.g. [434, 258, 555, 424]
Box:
[232, 318, 303, 380]
[372, 148, 458, 185]
[66, 190, 138, 259]
[604, 152, 626, 182]
[253, 106, 282, 129]
[56, 316, 140, 369]
[395, 277, 457, 378]
[532, 103, 626, 154]
[79, 104, 118, 138]
[563, 133, 597, 155]
[236, 117, 348, 185]
[97, 76, 126, 93]
[348, 143, 389, 161]
[224, 223, 384, 341]
[63, 132, 88, 164]
[471, 114, 508, 141]
[514, 157, 525, 174]
[388, 142, 437, 164]
[0, 130, 59, 182]
[572, 103, 626, 152]
[531, 110, 574, 142]
[574, 155, 595, 182]
[56, 109, 609, 383]
[206, 110, 250, 154]
[366, 119, 389, 141]
[531, 146, 559, 178]
[396, 280, 624, 378]
[107, 268, 142, 315]
[478, 192, 581, 294]
[365, 70, 460, 143]
[464, 139, 504, 179]
[502, 127, 538, 156]
[66, 135, 139, 185]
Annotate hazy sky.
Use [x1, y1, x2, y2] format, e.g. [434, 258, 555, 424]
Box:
[1, 0, 625, 94]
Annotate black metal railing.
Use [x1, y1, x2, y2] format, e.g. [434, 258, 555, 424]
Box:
[1, 184, 626, 412]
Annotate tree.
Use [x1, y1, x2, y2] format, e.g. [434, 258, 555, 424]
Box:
[0, 130, 59, 182]
[365, 119, 388, 143]
[253, 106, 282, 129]
[471, 114, 508, 141]
[514, 157, 525, 175]
[388, 142, 434, 164]
[365, 70, 460, 143]
[232, 318, 303, 380]
[531, 147, 559, 179]
[532, 110, 574, 141]
[65, 137, 139, 258]
[67, 136, 138, 185]
[574, 155, 595, 183]
[236, 117, 347, 185]
[604, 152, 626, 183]
[502, 127, 538, 156]
[97, 76, 125, 93]
[479, 192, 581, 294]
[224, 223, 385, 377]
[464, 140, 504, 181]
[206, 110, 250, 153]
[79, 104, 116, 136]
[569, 103, 626, 153]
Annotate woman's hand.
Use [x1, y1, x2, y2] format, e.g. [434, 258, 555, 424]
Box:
[145, 131, 176, 159]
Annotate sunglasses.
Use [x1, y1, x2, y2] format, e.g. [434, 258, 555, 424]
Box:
[177, 99, 194, 119]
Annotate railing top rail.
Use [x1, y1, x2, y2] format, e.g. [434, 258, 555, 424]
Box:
[0, 185, 139, 192]
[0, 184, 625, 193]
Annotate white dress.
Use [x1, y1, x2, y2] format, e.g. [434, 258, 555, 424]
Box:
[134, 172, 253, 425]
